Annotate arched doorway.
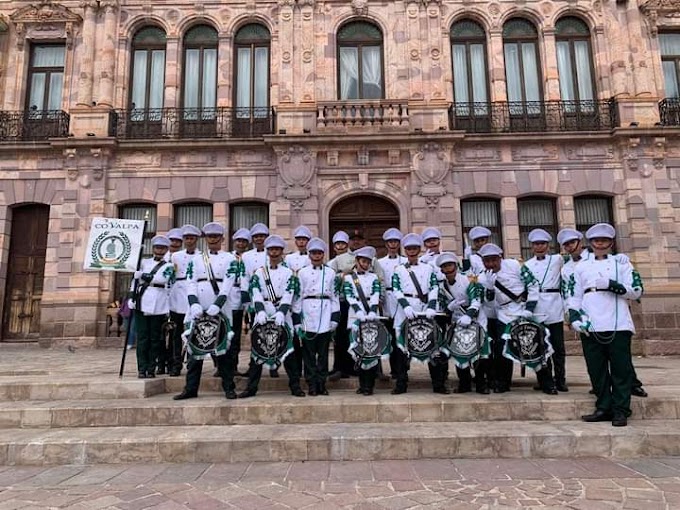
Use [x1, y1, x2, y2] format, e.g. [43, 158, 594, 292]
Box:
[2, 204, 49, 340]
[329, 195, 399, 258]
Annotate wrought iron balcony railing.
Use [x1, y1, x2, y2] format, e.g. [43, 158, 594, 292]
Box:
[659, 98, 680, 126]
[448, 100, 617, 133]
[109, 107, 276, 139]
[0, 110, 70, 141]
[317, 101, 409, 129]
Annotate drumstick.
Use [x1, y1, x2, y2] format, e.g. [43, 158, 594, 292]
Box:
[414, 311, 448, 317]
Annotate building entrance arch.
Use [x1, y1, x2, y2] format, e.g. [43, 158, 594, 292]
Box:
[328, 194, 399, 258]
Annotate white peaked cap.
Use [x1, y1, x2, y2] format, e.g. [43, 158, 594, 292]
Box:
[478, 243, 503, 258]
[332, 231, 350, 244]
[354, 246, 376, 260]
[586, 223, 615, 240]
[264, 235, 286, 249]
[557, 228, 583, 245]
[402, 233, 423, 248]
[469, 226, 492, 241]
[307, 237, 327, 253]
[436, 252, 459, 266]
[528, 228, 552, 243]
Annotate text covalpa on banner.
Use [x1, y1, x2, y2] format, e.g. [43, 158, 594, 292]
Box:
[83, 217, 145, 272]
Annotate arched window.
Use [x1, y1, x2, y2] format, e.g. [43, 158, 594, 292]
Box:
[555, 17, 595, 108]
[503, 18, 542, 121]
[128, 27, 166, 136]
[234, 24, 271, 136]
[183, 25, 218, 118]
[518, 197, 558, 260]
[450, 19, 490, 127]
[660, 33, 680, 98]
[337, 21, 384, 100]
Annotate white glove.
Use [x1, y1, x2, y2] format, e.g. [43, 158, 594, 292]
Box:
[330, 321, 338, 331]
[615, 253, 630, 265]
[464, 245, 473, 259]
[457, 314, 472, 327]
[594, 277, 610, 290]
[482, 270, 497, 290]
[518, 309, 534, 319]
[425, 308, 437, 320]
[255, 311, 267, 325]
[274, 311, 285, 326]
[206, 304, 220, 317]
[355, 310, 367, 322]
[367, 311, 377, 321]
[133, 270, 143, 280]
[403, 306, 416, 320]
[571, 320, 588, 333]
[190, 303, 203, 320]
[127, 299, 135, 311]
[447, 298, 466, 312]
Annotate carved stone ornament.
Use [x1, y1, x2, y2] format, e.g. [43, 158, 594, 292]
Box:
[413, 143, 450, 206]
[277, 145, 317, 201]
[640, 0, 679, 37]
[11, 2, 82, 50]
[351, 0, 368, 16]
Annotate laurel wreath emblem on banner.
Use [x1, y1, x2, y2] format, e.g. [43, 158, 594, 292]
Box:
[89, 231, 132, 269]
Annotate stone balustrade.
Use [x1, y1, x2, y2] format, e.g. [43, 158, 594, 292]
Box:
[317, 101, 409, 130]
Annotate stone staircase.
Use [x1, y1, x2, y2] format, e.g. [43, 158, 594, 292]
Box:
[0, 349, 679, 466]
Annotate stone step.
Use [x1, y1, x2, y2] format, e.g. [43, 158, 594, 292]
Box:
[1, 419, 678, 465]
[0, 378, 165, 402]
[0, 391, 677, 429]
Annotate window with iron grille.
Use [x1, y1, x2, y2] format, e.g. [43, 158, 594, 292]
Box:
[337, 21, 384, 100]
[229, 202, 269, 249]
[518, 197, 558, 260]
[234, 24, 271, 120]
[183, 25, 218, 116]
[660, 33, 680, 98]
[115, 204, 157, 301]
[503, 19, 542, 112]
[555, 16, 596, 112]
[461, 198, 503, 248]
[174, 202, 213, 252]
[450, 19, 490, 119]
[26, 44, 65, 113]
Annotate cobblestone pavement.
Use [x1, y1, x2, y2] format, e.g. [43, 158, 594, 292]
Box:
[0, 458, 679, 509]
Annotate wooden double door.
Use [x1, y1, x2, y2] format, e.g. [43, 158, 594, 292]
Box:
[2, 205, 49, 340]
[329, 195, 400, 259]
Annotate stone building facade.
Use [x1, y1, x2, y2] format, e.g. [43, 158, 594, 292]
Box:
[0, 0, 678, 351]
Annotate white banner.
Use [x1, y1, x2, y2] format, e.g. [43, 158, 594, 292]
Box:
[83, 217, 146, 272]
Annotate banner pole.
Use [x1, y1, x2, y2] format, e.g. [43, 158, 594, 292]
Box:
[119, 217, 148, 378]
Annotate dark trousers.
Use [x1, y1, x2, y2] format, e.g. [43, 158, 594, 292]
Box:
[358, 365, 378, 392]
[456, 358, 490, 391]
[538, 321, 565, 387]
[231, 309, 244, 372]
[134, 311, 164, 375]
[488, 319, 513, 390]
[168, 311, 185, 374]
[244, 354, 302, 394]
[392, 348, 410, 391]
[386, 318, 398, 376]
[581, 330, 634, 417]
[183, 336, 238, 396]
[332, 301, 355, 375]
[302, 331, 332, 390]
[428, 361, 449, 391]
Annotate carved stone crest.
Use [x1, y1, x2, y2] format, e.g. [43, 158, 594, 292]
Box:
[11, 2, 82, 49]
[277, 145, 317, 202]
[351, 0, 368, 16]
[412, 143, 451, 208]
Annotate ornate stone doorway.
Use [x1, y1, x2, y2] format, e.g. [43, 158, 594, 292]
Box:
[329, 195, 400, 258]
[2, 204, 49, 341]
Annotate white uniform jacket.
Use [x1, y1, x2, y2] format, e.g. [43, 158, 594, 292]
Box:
[524, 254, 564, 325]
[284, 251, 311, 273]
[293, 264, 341, 334]
[187, 251, 238, 320]
[392, 262, 439, 332]
[377, 255, 407, 318]
[478, 259, 539, 325]
[343, 271, 381, 328]
[169, 249, 200, 314]
[130, 257, 175, 316]
[250, 263, 297, 330]
[438, 273, 487, 330]
[567, 254, 643, 333]
[229, 251, 247, 311]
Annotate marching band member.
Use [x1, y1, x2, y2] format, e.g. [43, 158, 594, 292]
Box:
[524, 229, 564, 394]
[157, 227, 183, 374]
[462, 226, 492, 275]
[128, 235, 175, 379]
[391, 233, 444, 394]
[377, 228, 407, 379]
[230, 228, 251, 377]
[165, 228, 184, 259]
[239, 235, 304, 398]
[436, 252, 490, 394]
[567, 223, 644, 427]
[285, 225, 312, 272]
[344, 246, 384, 395]
[174, 222, 239, 400]
[166, 224, 202, 377]
[477, 243, 544, 393]
[293, 238, 341, 396]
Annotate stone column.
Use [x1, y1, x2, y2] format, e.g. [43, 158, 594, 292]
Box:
[488, 29, 506, 102]
[217, 35, 231, 107]
[164, 36, 180, 108]
[406, 1, 423, 101]
[299, 0, 315, 104]
[542, 28, 560, 101]
[76, 1, 98, 107]
[97, 0, 119, 108]
[278, 0, 294, 104]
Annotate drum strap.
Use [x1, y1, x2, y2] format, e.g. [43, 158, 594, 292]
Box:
[494, 279, 526, 303]
[351, 272, 371, 312]
[263, 266, 281, 306]
[202, 252, 220, 296]
[406, 265, 428, 304]
[135, 260, 167, 303]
